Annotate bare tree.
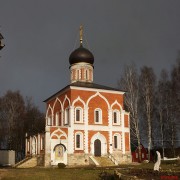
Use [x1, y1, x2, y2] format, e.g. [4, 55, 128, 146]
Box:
[139, 67, 156, 161]
[168, 56, 180, 156]
[0, 90, 45, 161]
[156, 69, 170, 158]
[118, 64, 142, 162]
[0, 90, 25, 150]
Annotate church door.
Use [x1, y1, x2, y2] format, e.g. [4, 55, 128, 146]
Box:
[94, 139, 101, 156]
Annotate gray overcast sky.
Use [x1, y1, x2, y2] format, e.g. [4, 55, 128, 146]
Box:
[0, 0, 180, 112]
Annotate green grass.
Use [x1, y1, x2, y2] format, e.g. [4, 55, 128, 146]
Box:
[0, 168, 111, 180]
[0, 163, 179, 180]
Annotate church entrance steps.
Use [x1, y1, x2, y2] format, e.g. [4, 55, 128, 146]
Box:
[107, 153, 119, 165]
[92, 156, 116, 167]
[15, 157, 37, 168]
[89, 156, 99, 166]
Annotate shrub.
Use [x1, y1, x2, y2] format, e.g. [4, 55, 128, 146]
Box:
[58, 163, 66, 168]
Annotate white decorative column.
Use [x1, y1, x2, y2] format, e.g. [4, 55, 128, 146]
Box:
[44, 126, 51, 166]
[61, 110, 64, 126]
[68, 106, 74, 153]
[121, 110, 125, 154]
[25, 133, 28, 156]
[37, 134, 40, 155]
[108, 109, 113, 154]
[84, 105, 89, 154]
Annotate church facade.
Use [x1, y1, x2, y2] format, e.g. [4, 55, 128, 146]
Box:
[25, 27, 131, 166]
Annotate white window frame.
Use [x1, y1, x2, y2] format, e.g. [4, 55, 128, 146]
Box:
[64, 108, 69, 125]
[75, 107, 83, 123]
[113, 133, 121, 150]
[94, 108, 102, 124]
[112, 110, 120, 125]
[75, 132, 83, 150]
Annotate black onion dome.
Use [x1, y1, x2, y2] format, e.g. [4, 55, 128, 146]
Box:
[69, 45, 94, 65]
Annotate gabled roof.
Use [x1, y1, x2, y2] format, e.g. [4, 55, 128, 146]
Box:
[44, 82, 125, 102]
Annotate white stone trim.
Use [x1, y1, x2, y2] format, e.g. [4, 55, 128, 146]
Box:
[111, 100, 123, 111]
[84, 105, 89, 153]
[50, 128, 67, 139]
[52, 98, 63, 114]
[72, 96, 85, 107]
[62, 95, 71, 109]
[108, 109, 113, 153]
[70, 86, 125, 95]
[46, 105, 53, 126]
[73, 124, 127, 132]
[86, 92, 110, 109]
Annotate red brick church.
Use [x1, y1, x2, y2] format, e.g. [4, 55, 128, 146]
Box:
[25, 26, 131, 166]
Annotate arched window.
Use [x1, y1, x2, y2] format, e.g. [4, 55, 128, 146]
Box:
[64, 108, 69, 125]
[75, 107, 83, 123]
[75, 132, 83, 150]
[94, 108, 102, 124]
[112, 110, 120, 125]
[113, 134, 121, 150]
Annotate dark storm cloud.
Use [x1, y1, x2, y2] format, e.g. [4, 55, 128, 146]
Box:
[0, 0, 180, 111]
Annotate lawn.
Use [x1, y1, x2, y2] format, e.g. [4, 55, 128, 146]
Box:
[0, 163, 179, 180]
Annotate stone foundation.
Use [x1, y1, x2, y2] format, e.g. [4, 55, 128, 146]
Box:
[37, 154, 44, 166]
[112, 151, 132, 164]
[67, 153, 90, 166]
[44, 153, 51, 167]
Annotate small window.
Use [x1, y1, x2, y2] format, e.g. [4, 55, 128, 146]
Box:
[75, 132, 83, 150]
[75, 107, 83, 123]
[64, 108, 69, 125]
[76, 134, 80, 148]
[114, 136, 118, 149]
[94, 109, 102, 124]
[113, 112, 117, 123]
[76, 109, 80, 121]
[113, 134, 121, 150]
[112, 110, 120, 125]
